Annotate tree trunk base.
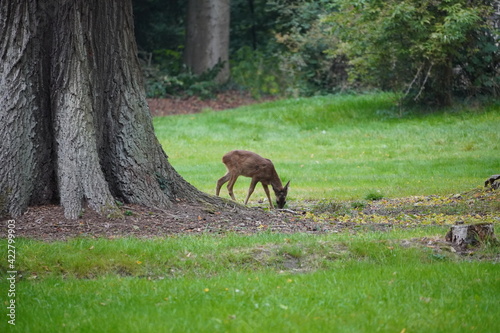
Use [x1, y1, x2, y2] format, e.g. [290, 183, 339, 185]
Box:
[445, 223, 497, 250]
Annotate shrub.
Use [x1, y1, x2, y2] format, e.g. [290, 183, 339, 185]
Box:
[324, 0, 499, 106]
[365, 191, 384, 201]
[230, 46, 283, 98]
[139, 49, 224, 99]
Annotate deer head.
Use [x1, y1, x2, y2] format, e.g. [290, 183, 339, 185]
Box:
[273, 180, 290, 209]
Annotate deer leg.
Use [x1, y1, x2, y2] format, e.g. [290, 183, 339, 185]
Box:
[226, 175, 239, 201]
[262, 184, 274, 209]
[216, 173, 231, 196]
[244, 179, 259, 205]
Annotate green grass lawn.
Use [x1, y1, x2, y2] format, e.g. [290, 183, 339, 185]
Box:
[1, 93, 499, 332]
[2, 231, 500, 332]
[153, 92, 500, 203]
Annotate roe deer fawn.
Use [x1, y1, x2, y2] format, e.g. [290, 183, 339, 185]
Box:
[216, 150, 290, 209]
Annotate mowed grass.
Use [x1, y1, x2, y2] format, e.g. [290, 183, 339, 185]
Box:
[153, 93, 500, 203]
[2, 230, 500, 332]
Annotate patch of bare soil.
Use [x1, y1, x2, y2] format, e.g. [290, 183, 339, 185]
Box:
[12, 202, 350, 241]
[147, 90, 278, 117]
[3, 191, 498, 269]
[8, 189, 498, 243]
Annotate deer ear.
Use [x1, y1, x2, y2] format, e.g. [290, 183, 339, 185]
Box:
[285, 180, 290, 189]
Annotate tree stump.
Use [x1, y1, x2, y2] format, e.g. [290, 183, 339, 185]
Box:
[445, 223, 496, 249]
[484, 174, 500, 190]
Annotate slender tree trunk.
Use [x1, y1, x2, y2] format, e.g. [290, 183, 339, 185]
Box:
[434, 60, 453, 107]
[184, 0, 230, 83]
[1, 0, 215, 219]
[248, 0, 257, 50]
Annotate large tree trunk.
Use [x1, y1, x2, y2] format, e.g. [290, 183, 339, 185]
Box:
[184, 0, 230, 84]
[1, 0, 214, 219]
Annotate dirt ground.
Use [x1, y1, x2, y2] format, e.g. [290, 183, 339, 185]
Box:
[13, 202, 347, 241]
[12, 188, 499, 245]
[147, 90, 277, 117]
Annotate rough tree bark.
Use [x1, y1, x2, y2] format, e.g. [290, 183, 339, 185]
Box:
[184, 0, 230, 83]
[0, 0, 217, 219]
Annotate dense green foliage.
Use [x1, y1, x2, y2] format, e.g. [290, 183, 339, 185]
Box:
[327, 0, 499, 106]
[133, 1, 185, 54]
[133, 0, 499, 106]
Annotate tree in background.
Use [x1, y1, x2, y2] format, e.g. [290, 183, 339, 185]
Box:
[184, 0, 231, 84]
[0, 0, 217, 219]
[132, 0, 232, 96]
[326, 0, 499, 106]
[131, 0, 337, 98]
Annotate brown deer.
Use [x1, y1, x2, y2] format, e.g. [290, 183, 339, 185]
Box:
[216, 150, 290, 209]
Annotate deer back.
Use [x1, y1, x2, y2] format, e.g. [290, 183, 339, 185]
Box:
[223, 150, 281, 186]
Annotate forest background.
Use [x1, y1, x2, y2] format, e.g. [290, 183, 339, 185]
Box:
[133, 0, 499, 108]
